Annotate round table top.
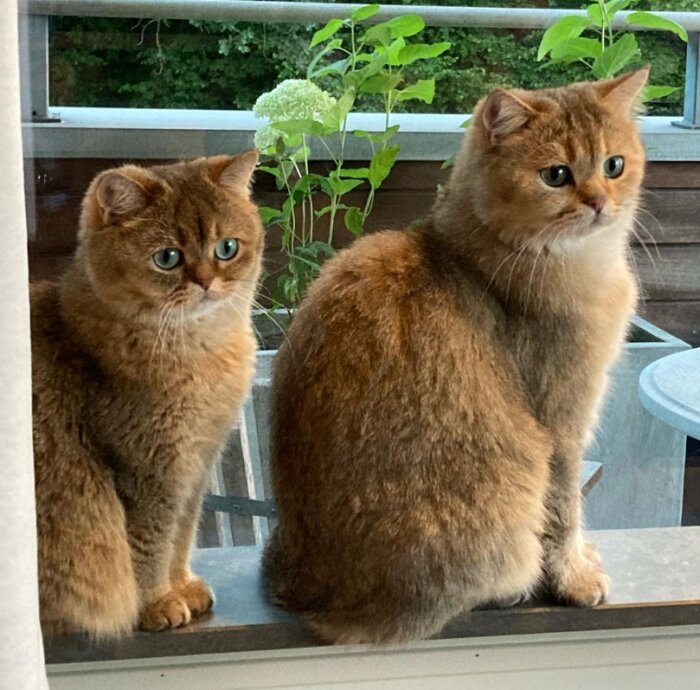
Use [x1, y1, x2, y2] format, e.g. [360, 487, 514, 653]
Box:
[638, 347, 700, 440]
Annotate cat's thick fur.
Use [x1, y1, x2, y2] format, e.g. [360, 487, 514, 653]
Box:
[32, 151, 262, 637]
[264, 70, 648, 644]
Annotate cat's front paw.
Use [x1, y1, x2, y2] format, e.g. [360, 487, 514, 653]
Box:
[177, 576, 214, 618]
[549, 550, 610, 607]
[139, 591, 191, 631]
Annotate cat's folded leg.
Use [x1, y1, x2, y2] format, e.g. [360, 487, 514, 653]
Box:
[541, 446, 609, 607]
[169, 478, 214, 619]
[37, 450, 139, 638]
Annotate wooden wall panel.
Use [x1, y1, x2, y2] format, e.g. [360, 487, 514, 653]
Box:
[25, 158, 700, 346]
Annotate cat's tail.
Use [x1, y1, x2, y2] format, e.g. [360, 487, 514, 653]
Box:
[306, 596, 466, 646]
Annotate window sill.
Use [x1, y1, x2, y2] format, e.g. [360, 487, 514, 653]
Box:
[23, 108, 700, 162]
[43, 526, 700, 666]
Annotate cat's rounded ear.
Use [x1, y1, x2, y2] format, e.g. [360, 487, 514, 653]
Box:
[481, 89, 536, 143]
[91, 166, 166, 225]
[595, 66, 650, 116]
[207, 149, 259, 199]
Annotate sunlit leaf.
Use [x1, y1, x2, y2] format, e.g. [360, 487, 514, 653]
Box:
[644, 85, 679, 101]
[537, 16, 591, 61]
[396, 42, 451, 66]
[344, 207, 364, 236]
[592, 34, 640, 78]
[368, 145, 400, 188]
[393, 79, 435, 103]
[351, 4, 380, 23]
[550, 37, 602, 63]
[310, 19, 343, 49]
[627, 12, 688, 42]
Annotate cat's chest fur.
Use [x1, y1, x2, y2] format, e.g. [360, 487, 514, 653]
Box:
[93, 320, 256, 477]
[504, 264, 636, 440]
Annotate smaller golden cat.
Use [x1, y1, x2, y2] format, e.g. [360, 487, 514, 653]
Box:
[32, 151, 262, 636]
[264, 69, 648, 644]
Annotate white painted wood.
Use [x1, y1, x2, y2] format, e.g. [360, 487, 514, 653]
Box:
[211, 456, 233, 548]
[240, 403, 269, 545]
[24, 111, 700, 162]
[46, 626, 700, 690]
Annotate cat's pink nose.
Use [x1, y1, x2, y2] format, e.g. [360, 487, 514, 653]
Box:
[196, 277, 213, 291]
[584, 196, 606, 215]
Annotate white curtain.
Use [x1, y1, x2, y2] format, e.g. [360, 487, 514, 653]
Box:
[0, 1, 49, 688]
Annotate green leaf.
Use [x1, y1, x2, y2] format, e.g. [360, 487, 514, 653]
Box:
[627, 11, 688, 42]
[291, 173, 330, 197]
[307, 38, 343, 79]
[592, 34, 640, 78]
[396, 42, 451, 66]
[359, 70, 403, 94]
[364, 24, 392, 47]
[258, 206, 284, 225]
[314, 204, 349, 218]
[386, 37, 407, 66]
[344, 207, 364, 236]
[310, 19, 343, 48]
[352, 124, 400, 144]
[605, 0, 633, 17]
[550, 37, 603, 63]
[368, 145, 400, 188]
[382, 14, 425, 38]
[311, 58, 350, 80]
[351, 4, 380, 23]
[644, 85, 679, 101]
[326, 176, 364, 196]
[343, 59, 386, 90]
[270, 119, 331, 137]
[337, 167, 370, 179]
[393, 79, 435, 104]
[329, 88, 357, 127]
[587, 4, 604, 28]
[296, 241, 334, 265]
[537, 16, 591, 61]
[366, 14, 424, 44]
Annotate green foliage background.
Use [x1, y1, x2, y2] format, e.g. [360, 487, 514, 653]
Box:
[50, 0, 697, 116]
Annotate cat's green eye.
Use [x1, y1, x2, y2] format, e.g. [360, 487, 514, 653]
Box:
[603, 156, 625, 179]
[540, 165, 572, 188]
[152, 248, 182, 271]
[215, 238, 239, 261]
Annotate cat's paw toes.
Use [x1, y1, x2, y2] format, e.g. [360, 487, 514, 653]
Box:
[178, 577, 214, 618]
[551, 559, 610, 607]
[139, 591, 191, 631]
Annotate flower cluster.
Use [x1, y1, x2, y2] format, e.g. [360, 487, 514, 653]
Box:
[253, 79, 337, 150]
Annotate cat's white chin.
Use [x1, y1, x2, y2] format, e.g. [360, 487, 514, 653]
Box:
[188, 293, 227, 317]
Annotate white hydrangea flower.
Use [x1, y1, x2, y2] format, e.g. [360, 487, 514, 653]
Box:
[253, 79, 337, 150]
[253, 124, 282, 151]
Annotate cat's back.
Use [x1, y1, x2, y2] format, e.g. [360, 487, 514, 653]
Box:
[30, 281, 101, 459]
[281, 228, 469, 357]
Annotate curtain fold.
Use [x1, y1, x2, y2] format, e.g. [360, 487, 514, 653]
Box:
[0, 1, 49, 688]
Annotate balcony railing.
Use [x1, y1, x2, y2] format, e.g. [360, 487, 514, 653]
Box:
[17, 0, 700, 154]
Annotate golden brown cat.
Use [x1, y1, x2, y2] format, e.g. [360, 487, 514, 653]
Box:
[264, 69, 648, 644]
[31, 151, 262, 636]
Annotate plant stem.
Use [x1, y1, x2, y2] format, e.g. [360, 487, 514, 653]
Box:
[302, 134, 314, 243]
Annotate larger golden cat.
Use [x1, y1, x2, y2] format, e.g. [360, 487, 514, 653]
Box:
[264, 70, 648, 644]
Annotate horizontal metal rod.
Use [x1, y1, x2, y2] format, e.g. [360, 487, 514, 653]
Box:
[203, 494, 277, 518]
[19, 0, 700, 32]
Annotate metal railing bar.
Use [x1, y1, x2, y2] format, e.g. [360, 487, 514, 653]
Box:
[20, 0, 700, 32]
